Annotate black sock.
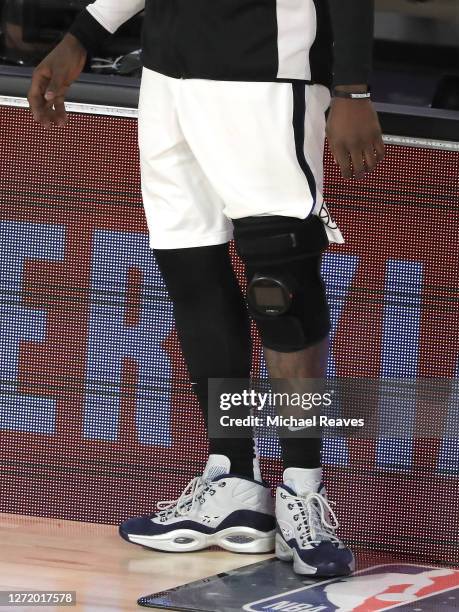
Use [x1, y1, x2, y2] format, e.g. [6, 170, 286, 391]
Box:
[209, 438, 256, 479]
[280, 436, 322, 470]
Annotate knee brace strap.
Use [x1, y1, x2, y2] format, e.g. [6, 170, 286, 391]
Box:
[232, 214, 329, 266]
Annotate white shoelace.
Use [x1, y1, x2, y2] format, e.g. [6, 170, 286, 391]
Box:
[155, 476, 214, 520]
[286, 491, 340, 546]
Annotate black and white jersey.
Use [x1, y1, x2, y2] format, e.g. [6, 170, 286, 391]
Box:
[69, 0, 373, 88]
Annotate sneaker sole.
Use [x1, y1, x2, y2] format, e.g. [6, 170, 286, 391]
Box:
[120, 526, 276, 554]
[275, 533, 355, 577]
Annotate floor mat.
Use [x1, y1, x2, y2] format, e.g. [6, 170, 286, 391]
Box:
[138, 555, 459, 611]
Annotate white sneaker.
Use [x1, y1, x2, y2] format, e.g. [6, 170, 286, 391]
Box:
[275, 467, 355, 576]
[119, 454, 275, 553]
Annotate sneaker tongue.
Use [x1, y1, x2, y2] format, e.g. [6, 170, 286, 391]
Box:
[283, 467, 322, 497]
[291, 484, 321, 497]
[203, 454, 231, 481]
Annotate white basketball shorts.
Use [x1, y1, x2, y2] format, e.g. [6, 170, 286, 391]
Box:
[138, 66, 344, 250]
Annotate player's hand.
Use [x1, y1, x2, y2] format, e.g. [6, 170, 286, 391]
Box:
[326, 89, 385, 180]
[27, 33, 87, 129]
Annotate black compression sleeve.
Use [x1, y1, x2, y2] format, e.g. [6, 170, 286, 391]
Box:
[68, 9, 112, 56]
[327, 0, 375, 86]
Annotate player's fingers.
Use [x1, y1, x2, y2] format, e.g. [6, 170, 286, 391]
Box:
[52, 96, 68, 126]
[332, 145, 353, 179]
[364, 146, 378, 173]
[44, 74, 66, 102]
[27, 71, 51, 124]
[39, 97, 59, 129]
[374, 137, 386, 163]
[350, 146, 366, 180]
[43, 80, 68, 129]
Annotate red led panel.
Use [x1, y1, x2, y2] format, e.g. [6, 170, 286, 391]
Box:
[0, 104, 458, 564]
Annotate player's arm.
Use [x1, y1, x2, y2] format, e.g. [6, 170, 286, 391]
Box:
[27, 0, 145, 129]
[326, 0, 385, 179]
[68, 0, 146, 57]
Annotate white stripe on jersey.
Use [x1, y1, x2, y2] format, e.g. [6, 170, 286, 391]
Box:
[86, 0, 145, 34]
[276, 0, 317, 80]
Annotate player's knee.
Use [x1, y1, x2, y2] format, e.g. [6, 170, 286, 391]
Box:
[232, 214, 331, 352]
[247, 257, 330, 352]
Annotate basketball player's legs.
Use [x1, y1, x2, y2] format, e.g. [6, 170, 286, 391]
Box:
[136, 66, 256, 476]
[177, 77, 354, 576]
[121, 68, 352, 574]
[119, 67, 276, 555]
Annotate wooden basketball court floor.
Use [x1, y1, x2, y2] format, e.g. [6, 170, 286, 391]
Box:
[4, 512, 458, 611]
[0, 513, 272, 611]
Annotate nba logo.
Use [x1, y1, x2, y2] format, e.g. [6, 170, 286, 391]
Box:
[244, 564, 459, 611]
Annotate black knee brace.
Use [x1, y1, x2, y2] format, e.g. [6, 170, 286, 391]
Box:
[232, 214, 331, 352]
